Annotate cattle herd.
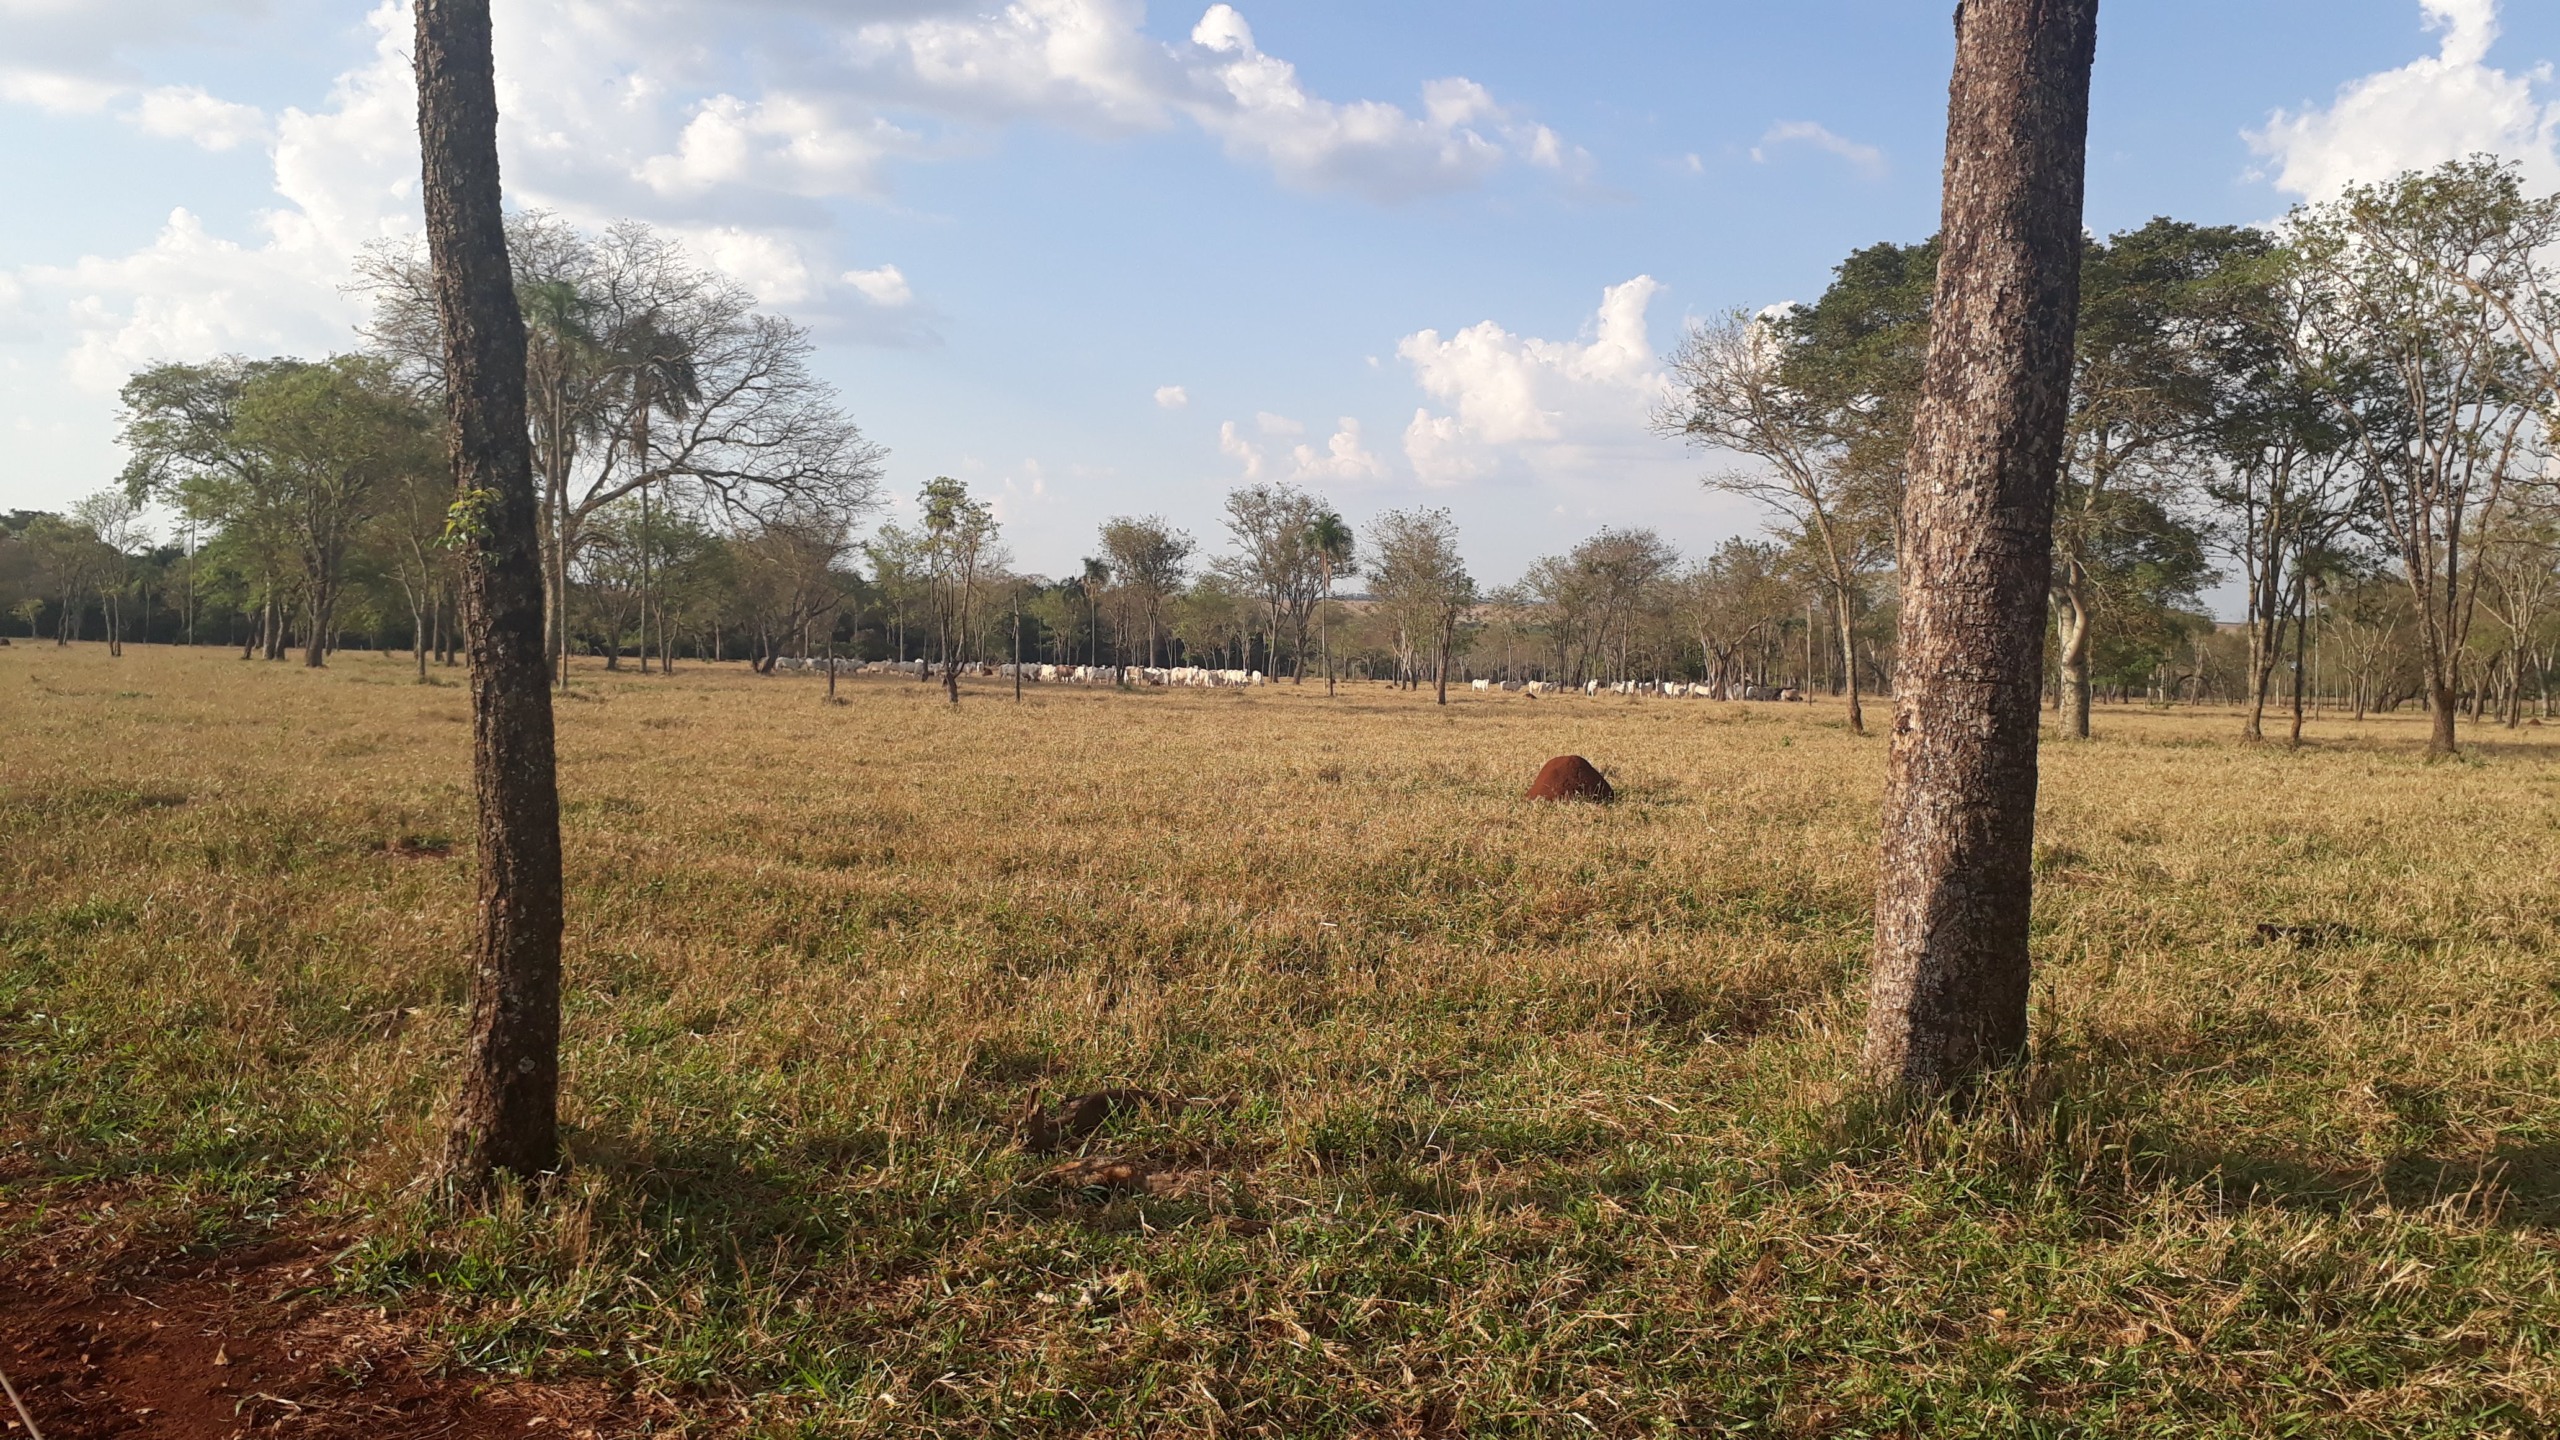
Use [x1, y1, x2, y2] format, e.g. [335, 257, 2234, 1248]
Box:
[767, 655, 1809, 702]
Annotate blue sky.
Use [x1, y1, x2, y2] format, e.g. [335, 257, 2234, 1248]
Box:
[2, 0, 2556, 586]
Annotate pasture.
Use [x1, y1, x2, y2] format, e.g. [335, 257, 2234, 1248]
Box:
[5, 644, 2560, 1437]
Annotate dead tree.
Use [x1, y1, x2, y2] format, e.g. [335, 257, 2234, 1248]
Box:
[1864, 0, 2098, 1092]
[417, 0, 568, 1187]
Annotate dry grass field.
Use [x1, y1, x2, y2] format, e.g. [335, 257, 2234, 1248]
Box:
[6, 643, 2560, 1437]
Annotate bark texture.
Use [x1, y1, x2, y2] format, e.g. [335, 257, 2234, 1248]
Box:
[1864, 0, 2097, 1092]
[418, 0, 567, 1186]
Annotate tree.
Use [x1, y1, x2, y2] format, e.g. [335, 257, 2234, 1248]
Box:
[1219, 483, 1327, 680]
[417, 0, 568, 1191]
[231, 356, 441, 666]
[1307, 508, 1355, 697]
[2048, 220, 2262, 737]
[68, 491, 148, 657]
[1680, 538, 1796, 697]
[1660, 313, 1888, 731]
[1865, 0, 2097, 1093]
[20, 513, 105, 645]
[1098, 516, 1192, 669]
[921, 478, 1002, 704]
[2198, 241, 2364, 741]
[736, 508, 853, 673]
[1368, 508, 1477, 704]
[1079, 557, 1112, 668]
[118, 356, 304, 659]
[2291, 159, 2552, 757]
[362, 215, 885, 687]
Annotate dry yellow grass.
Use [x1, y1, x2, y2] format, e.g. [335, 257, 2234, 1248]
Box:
[6, 643, 2560, 1436]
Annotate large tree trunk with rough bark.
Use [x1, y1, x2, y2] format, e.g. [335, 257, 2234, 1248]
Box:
[1864, 0, 2097, 1094]
[418, 0, 568, 1190]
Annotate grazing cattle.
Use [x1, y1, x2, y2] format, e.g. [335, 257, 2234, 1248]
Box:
[1472, 679, 1491, 692]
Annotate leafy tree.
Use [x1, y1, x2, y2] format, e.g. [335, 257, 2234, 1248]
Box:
[2290, 157, 2555, 757]
[1218, 483, 1328, 680]
[1098, 516, 1193, 669]
[1368, 508, 1478, 704]
[1306, 508, 1355, 696]
[922, 477, 1002, 704]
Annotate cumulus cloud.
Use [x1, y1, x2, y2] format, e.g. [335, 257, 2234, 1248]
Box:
[843, 0, 1583, 201]
[843, 263, 914, 306]
[131, 85, 269, 151]
[1749, 120, 1886, 178]
[1396, 276, 1669, 487]
[1153, 384, 1189, 408]
[2250, 0, 2560, 198]
[1176, 6, 1586, 199]
[1287, 417, 1387, 482]
[1217, 418, 1266, 479]
[1255, 410, 1303, 436]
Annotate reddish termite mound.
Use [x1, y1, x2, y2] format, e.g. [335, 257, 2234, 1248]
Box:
[1526, 755, 1613, 803]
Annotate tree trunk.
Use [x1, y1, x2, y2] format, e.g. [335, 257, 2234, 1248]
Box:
[303, 582, 334, 668]
[1833, 582, 1865, 733]
[2054, 573, 2092, 739]
[418, 0, 567, 1191]
[1864, 0, 2096, 1095]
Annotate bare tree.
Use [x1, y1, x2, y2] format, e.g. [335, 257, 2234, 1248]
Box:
[363, 216, 884, 686]
[1865, 0, 2098, 1093]
[417, 0, 567, 1190]
[1659, 314, 1888, 731]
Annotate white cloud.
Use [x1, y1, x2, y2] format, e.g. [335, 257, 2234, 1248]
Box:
[2250, 0, 2560, 198]
[843, 263, 914, 307]
[1217, 418, 1266, 479]
[1178, 6, 1587, 199]
[1396, 276, 1669, 486]
[1154, 383, 1189, 408]
[0, 0, 1577, 416]
[638, 93, 912, 201]
[130, 85, 268, 151]
[845, 0, 1583, 202]
[1255, 410, 1303, 436]
[1749, 120, 1885, 178]
[1288, 417, 1386, 481]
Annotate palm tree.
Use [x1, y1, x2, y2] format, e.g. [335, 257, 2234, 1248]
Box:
[518, 278, 606, 687]
[1080, 556, 1111, 668]
[1306, 509, 1354, 697]
[609, 312, 701, 674]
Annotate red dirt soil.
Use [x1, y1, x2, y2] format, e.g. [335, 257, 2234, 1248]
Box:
[1525, 755, 1613, 803]
[0, 1234, 639, 1440]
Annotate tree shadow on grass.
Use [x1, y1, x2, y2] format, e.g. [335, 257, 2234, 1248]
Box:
[2183, 1141, 2560, 1232]
[567, 1125, 895, 1260]
[1817, 1009, 2560, 1237]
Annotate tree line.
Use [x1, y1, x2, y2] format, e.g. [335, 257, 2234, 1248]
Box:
[12, 163, 2554, 748]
